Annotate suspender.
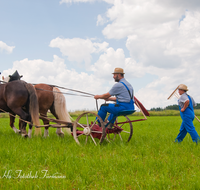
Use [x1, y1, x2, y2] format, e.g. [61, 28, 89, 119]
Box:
[120, 82, 133, 100]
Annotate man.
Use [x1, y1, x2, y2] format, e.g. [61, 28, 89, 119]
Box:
[94, 68, 135, 129]
[175, 84, 200, 143]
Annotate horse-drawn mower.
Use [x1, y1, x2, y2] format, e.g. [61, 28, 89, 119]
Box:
[0, 73, 149, 145]
[36, 96, 149, 145]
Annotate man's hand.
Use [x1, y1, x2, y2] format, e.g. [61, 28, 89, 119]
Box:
[94, 92, 111, 100]
[94, 95, 100, 99]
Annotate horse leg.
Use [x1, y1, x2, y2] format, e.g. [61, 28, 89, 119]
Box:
[27, 115, 33, 138]
[11, 108, 29, 137]
[19, 120, 22, 130]
[9, 114, 21, 134]
[44, 126, 49, 137]
[56, 126, 65, 137]
[56, 122, 65, 137]
[53, 117, 65, 137]
[19, 120, 28, 138]
[50, 107, 65, 137]
[40, 112, 49, 137]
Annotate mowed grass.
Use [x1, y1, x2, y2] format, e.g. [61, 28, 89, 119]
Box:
[0, 115, 200, 189]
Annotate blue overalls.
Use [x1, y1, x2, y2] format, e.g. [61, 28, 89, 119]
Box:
[97, 82, 135, 125]
[175, 95, 200, 143]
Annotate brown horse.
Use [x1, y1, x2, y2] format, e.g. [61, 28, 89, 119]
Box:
[34, 83, 72, 137]
[0, 80, 40, 137]
[3, 74, 72, 137]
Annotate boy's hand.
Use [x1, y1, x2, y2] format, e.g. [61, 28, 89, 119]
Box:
[181, 100, 189, 112]
[181, 108, 185, 112]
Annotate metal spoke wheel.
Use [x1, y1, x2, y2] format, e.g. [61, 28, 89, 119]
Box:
[73, 112, 106, 145]
[105, 115, 133, 142]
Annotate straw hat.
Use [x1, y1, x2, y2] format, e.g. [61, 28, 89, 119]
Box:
[112, 68, 125, 74]
[178, 84, 188, 91]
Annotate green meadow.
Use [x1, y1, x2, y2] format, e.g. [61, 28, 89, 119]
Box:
[0, 114, 200, 189]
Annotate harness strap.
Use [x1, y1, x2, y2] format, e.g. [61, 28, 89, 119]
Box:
[187, 95, 194, 112]
[120, 82, 133, 100]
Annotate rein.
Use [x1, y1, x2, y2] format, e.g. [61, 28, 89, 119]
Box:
[0, 80, 7, 84]
[32, 83, 95, 97]
[34, 84, 99, 111]
[0, 80, 95, 98]
[35, 88, 94, 98]
[0, 80, 99, 111]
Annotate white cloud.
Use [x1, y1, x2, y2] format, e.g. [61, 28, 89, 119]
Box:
[2, 55, 105, 111]
[3, 0, 200, 112]
[157, 0, 200, 10]
[94, 1, 200, 69]
[49, 37, 109, 66]
[90, 47, 145, 80]
[125, 10, 200, 69]
[102, 1, 178, 39]
[101, 0, 200, 39]
[133, 58, 200, 110]
[47, 1, 200, 110]
[0, 41, 15, 54]
[96, 14, 107, 26]
[164, 11, 200, 58]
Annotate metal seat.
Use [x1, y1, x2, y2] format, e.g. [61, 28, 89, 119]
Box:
[116, 110, 135, 116]
[105, 110, 135, 128]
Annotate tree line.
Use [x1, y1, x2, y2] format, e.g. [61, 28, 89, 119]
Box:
[150, 103, 200, 111]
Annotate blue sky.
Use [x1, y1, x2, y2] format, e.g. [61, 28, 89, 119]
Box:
[0, 1, 109, 69]
[1, 0, 200, 111]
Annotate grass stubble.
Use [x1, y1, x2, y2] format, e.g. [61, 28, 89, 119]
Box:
[0, 116, 200, 189]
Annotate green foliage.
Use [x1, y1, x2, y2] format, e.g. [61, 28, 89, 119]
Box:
[150, 107, 164, 111]
[196, 103, 200, 109]
[165, 104, 179, 110]
[151, 103, 200, 112]
[0, 116, 200, 189]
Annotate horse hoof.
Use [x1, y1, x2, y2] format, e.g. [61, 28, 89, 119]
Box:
[57, 133, 64, 137]
[21, 134, 28, 138]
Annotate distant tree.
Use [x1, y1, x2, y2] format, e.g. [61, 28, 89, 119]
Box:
[149, 103, 200, 111]
[150, 107, 164, 111]
[165, 104, 179, 110]
[195, 103, 200, 109]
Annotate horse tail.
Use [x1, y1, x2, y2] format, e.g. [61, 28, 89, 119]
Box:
[53, 87, 72, 134]
[25, 83, 41, 135]
[53, 87, 71, 122]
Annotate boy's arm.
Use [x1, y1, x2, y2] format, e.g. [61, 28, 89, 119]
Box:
[181, 100, 190, 112]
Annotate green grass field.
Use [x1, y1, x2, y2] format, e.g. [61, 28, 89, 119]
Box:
[0, 115, 200, 189]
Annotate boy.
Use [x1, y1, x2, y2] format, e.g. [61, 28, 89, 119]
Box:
[175, 84, 200, 143]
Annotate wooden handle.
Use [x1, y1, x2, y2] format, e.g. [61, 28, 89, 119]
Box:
[167, 86, 179, 100]
[195, 115, 200, 123]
